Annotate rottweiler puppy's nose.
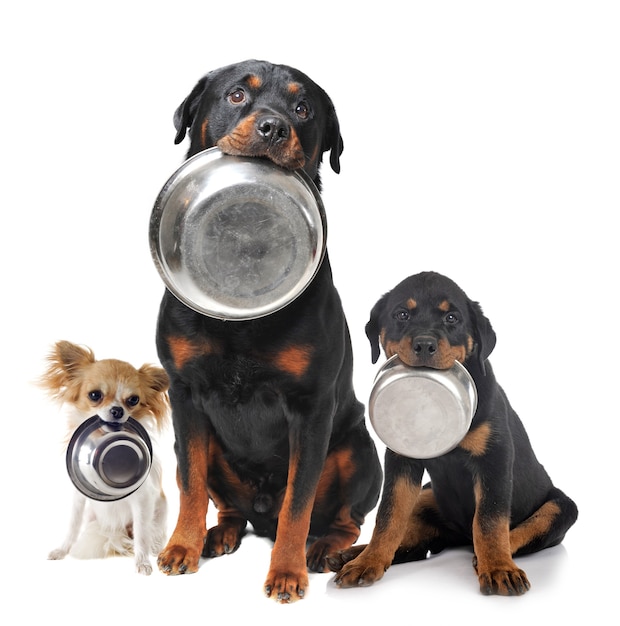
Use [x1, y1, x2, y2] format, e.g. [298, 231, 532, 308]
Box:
[412, 335, 437, 358]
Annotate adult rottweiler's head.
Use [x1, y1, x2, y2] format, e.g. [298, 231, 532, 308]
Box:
[173, 59, 343, 189]
[366, 271, 497, 374]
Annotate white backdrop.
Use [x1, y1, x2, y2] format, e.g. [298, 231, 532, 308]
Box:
[3, 1, 617, 623]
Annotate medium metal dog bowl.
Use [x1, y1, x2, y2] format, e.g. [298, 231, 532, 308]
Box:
[66, 416, 153, 501]
[369, 356, 478, 459]
[149, 147, 327, 320]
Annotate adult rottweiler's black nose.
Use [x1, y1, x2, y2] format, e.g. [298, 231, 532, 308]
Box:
[413, 335, 437, 357]
[256, 114, 289, 144]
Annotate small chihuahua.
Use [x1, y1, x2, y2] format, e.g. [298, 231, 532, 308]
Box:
[42, 340, 170, 575]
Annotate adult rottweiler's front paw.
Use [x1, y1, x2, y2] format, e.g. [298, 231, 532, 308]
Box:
[264, 567, 309, 603]
[157, 540, 202, 575]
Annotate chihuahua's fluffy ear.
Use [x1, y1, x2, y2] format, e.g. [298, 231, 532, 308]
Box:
[39, 340, 96, 404]
[138, 363, 170, 427]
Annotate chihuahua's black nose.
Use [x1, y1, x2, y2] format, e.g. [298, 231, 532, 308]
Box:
[109, 406, 125, 420]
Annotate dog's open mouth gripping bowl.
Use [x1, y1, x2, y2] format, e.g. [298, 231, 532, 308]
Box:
[369, 356, 478, 459]
[149, 147, 327, 321]
[66, 416, 153, 501]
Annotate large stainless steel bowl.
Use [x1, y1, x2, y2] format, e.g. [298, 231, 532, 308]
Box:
[66, 416, 153, 501]
[369, 356, 478, 459]
[149, 147, 327, 320]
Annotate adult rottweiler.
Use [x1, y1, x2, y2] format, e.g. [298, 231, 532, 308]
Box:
[328, 271, 578, 595]
[155, 60, 382, 603]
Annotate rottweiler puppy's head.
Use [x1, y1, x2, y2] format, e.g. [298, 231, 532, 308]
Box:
[172, 59, 343, 189]
[366, 271, 497, 375]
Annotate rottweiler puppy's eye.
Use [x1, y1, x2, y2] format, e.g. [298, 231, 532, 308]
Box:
[295, 101, 309, 119]
[394, 309, 410, 322]
[444, 312, 459, 325]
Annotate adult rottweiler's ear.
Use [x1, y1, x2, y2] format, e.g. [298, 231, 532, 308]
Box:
[173, 75, 210, 145]
[322, 93, 344, 174]
[365, 294, 389, 364]
[468, 300, 496, 375]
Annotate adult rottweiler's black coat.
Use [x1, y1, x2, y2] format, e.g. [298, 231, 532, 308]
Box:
[328, 271, 578, 595]
[155, 60, 382, 603]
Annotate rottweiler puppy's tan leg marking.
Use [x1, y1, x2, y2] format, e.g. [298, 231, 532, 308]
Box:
[333, 476, 421, 587]
[472, 480, 530, 595]
[509, 500, 562, 553]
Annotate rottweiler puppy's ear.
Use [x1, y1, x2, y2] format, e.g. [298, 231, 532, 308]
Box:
[327, 119, 343, 174]
[173, 75, 210, 145]
[468, 300, 497, 375]
[365, 294, 389, 364]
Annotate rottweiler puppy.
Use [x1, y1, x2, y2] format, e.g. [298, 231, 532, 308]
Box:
[328, 271, 578, 595]
[155, 60, 382, 603]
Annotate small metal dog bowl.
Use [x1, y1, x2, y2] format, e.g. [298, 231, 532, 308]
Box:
[66, 416, 153, 501]
[369, 356, 478, 459]
[149, 147, 327, 320]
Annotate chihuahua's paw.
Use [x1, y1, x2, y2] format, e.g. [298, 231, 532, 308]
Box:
[48, 548, 68, 560]
[136, 560, 153, 575]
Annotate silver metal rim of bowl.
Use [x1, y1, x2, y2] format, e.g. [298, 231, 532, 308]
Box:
[369, 356, 478, 459]
[149, 147, 327, 321]
[66, 416, 153, 501]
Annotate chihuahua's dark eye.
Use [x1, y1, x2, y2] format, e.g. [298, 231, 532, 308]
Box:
[295, 101, 309, 119]
[126, 395, 140, 408]
[394, 309, 410, 322]
[88, 390, 103, 403]
[228, 88, 245, 104]
[444, 312, 459, 324]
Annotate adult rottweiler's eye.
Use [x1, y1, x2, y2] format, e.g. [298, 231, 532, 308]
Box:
[444, 312, 459, 324]
[88, 390, 103, 403]
[394, 309, 410, 321]
[295, 101, 309, 119]
[229, 89, 245, 104]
